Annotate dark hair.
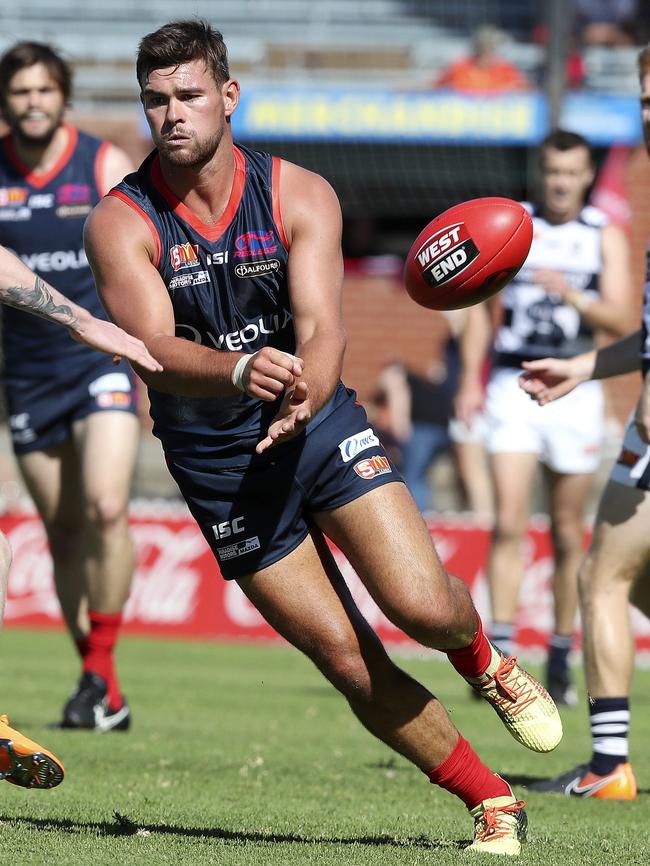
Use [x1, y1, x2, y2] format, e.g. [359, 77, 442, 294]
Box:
[0, 41, 72, 115]
[137, 19, 230, 89]
[638, 44, 650, 81]
[540, 128, 594, 164]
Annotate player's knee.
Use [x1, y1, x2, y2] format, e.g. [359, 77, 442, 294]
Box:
[492, 513, 526, 545]
[86, 493, 129, 534]
[551, 518, 584, 559]
[388, 591, 462, 647]
[320, 645, 374, 700]
[578, 553, 615, 611]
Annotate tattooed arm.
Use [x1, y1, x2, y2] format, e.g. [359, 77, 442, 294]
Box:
[1, 274, 77, 326]
[0, 245, 162, 372]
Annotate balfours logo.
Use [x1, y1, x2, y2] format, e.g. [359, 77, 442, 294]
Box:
[415, 222, 479, 287]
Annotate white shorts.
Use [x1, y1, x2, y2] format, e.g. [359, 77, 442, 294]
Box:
[609, 411, 650, 490]
[449, 413, 488, 445]
[485, 367, 604, 474]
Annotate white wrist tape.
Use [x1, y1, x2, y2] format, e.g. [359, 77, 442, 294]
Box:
[231, 349, 299, 394]
[231, 353, 254, 393]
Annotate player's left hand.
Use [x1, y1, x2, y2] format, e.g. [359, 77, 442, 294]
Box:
[519, 357, 583, 404]
[70, 316, 163, 372]
[534, 268, 570, 298]
[256, 381, 311, 454]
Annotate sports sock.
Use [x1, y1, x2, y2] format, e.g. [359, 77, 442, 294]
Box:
[490, 622, 515, 659]
[547, 632, 573, 679]
[446, 613, 493, 678]
[427, 735, 512, 809]
[81, 611, 123, 710]
[588, 696, 630, 776]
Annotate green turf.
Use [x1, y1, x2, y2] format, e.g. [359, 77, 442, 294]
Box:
[0, 629, 647, 865]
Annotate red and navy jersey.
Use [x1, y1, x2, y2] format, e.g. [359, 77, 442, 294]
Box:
[111, 144, 346, 466]
[0, 124, 110, 378]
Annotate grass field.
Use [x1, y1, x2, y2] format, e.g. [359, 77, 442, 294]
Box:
[0, 629, 647, 865]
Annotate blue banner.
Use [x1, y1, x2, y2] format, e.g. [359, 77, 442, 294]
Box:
[231, 88, 642, 146]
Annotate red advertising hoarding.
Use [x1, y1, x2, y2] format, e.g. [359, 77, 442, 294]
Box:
[2, 505, 649, 656]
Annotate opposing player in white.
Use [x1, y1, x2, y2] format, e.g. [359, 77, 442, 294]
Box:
[456, 129, 635, 706]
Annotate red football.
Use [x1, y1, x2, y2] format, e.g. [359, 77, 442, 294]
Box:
[403, 197, 533, 310]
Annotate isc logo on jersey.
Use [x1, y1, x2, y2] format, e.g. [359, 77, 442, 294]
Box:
[212, 516, 245, 540]
[170, 243, 201, 271]
[415, 222, 480, 288]
[353, 455, 392, 479]
[338, 428, 379, 463]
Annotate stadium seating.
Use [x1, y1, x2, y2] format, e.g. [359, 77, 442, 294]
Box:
[0, 0, 642, 108]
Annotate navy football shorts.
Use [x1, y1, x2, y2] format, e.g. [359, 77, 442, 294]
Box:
[5, 357, 138, 454]
[165, 394, 402, 580]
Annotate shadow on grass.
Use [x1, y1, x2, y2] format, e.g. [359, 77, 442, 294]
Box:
[0, 813, 469, 851]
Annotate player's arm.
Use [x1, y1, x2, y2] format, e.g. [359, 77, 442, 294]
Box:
[520, 328, 643, 405]
[536, 224, 635, 338]
[585, 223, 636, 337]
[84, 197, 301, 398]
[256, 162, 346, 453]
[96, 143, 135, 194]
[0, 244, 161, 371]
[454, 301, 493, 425]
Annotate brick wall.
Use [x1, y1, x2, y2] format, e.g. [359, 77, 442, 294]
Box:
[340, 274, 449, 401]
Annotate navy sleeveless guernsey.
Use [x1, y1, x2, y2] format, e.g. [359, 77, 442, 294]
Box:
[111, 144, 347, 467]
[0, 124, 110, 378]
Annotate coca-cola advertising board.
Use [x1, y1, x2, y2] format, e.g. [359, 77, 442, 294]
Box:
[2, 505, 649, 656]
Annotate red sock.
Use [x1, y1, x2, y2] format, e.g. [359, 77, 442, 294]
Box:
[446, 612, 493, 678]
[427, 735, 512, 810]
[81, 610, 123, 710]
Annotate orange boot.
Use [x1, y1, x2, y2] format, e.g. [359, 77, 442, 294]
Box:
[0, 714, 64, 789]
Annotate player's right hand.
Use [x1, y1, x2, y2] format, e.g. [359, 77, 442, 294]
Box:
[454, 378, 484, 426]
[71, 316, 163, 372]
[519, 357, 582, 405]
[237, 347, 304, 401]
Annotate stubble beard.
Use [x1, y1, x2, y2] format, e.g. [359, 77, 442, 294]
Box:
[158, 126, 225, 168]
[10, 108, 64, 149]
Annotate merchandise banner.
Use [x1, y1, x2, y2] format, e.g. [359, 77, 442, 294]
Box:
[231, 89, 642, 146]
[2, 506, 649, 653]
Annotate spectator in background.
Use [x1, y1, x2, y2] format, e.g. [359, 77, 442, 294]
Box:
[375, 348, 457, 513]
[375, 310, 494, 516]
[435, 25, 530, 94]
[574, 0, 638, 46]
